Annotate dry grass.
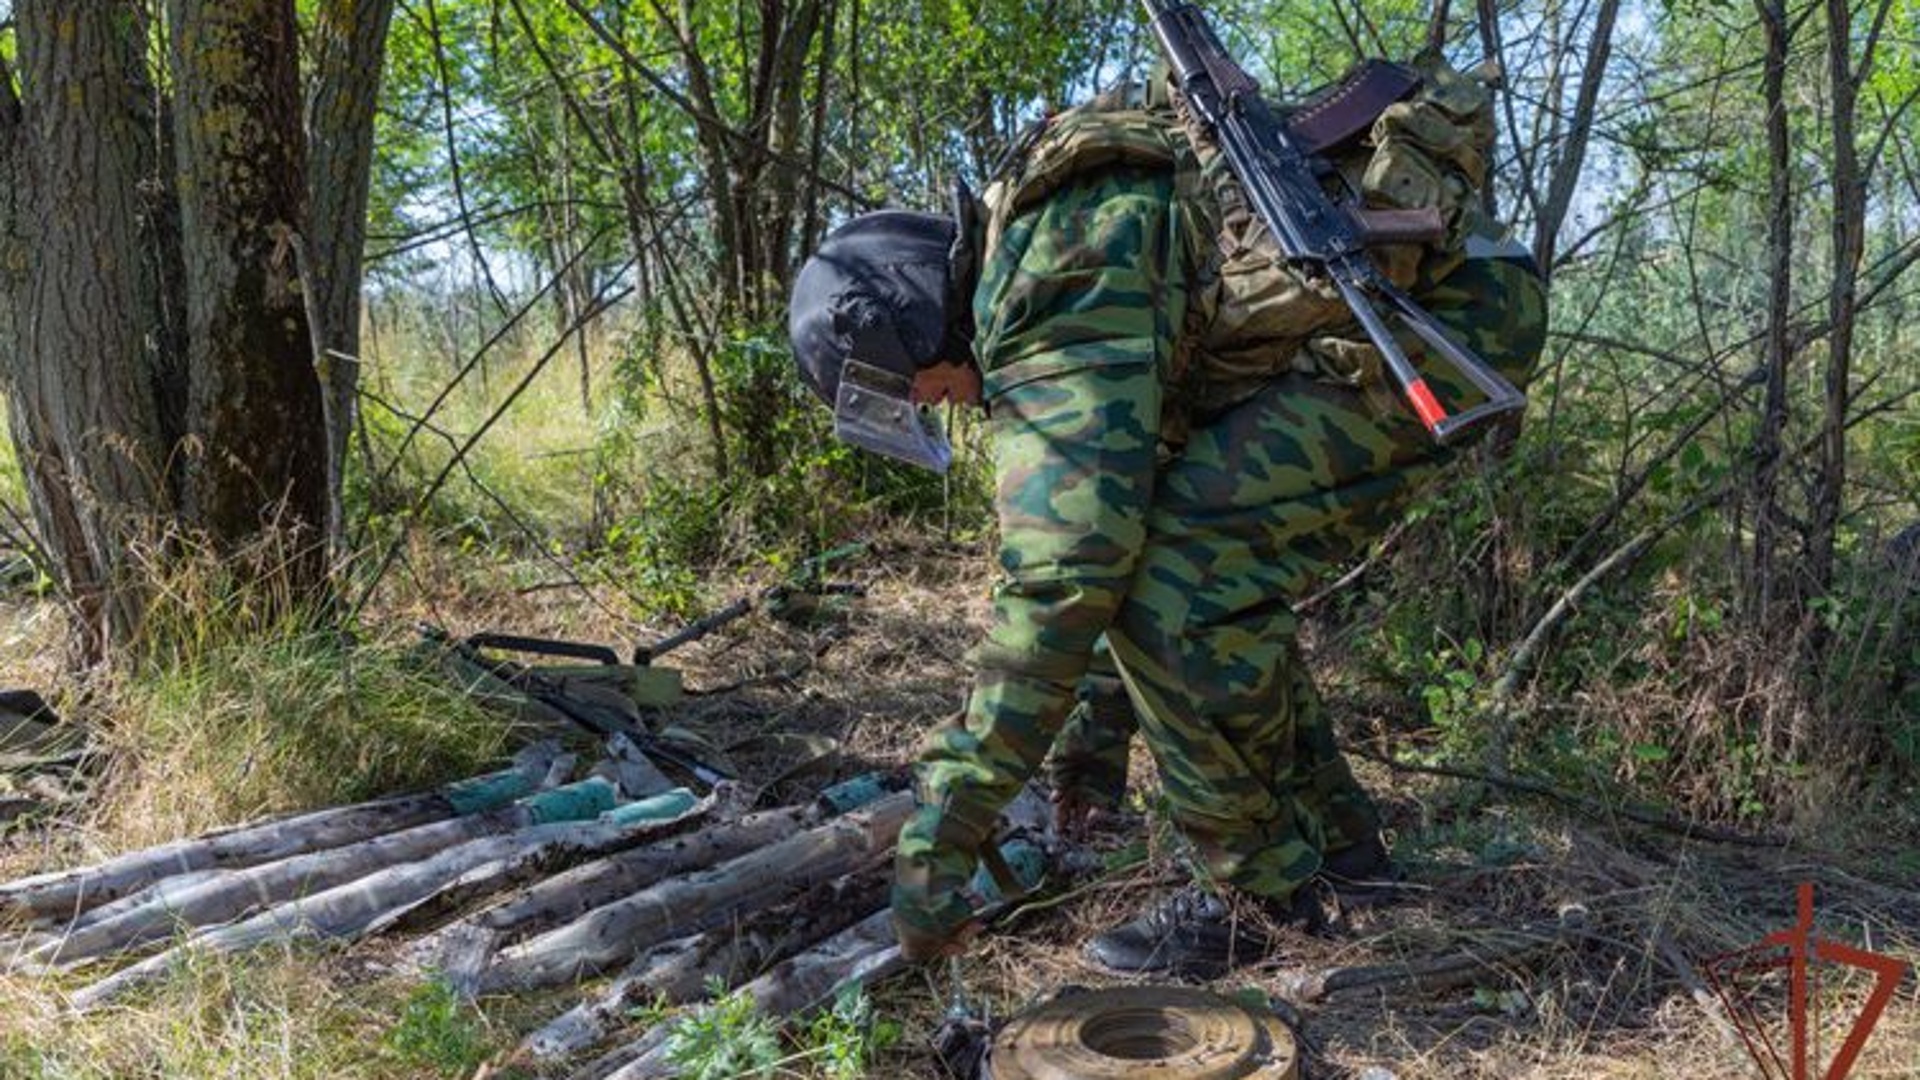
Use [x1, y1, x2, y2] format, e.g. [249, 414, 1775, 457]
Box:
[4, 534, 1920, 1077]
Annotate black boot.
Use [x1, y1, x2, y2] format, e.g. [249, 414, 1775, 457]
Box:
[1318, 834, 1406, 906]
[1085, 885, 1317, 979]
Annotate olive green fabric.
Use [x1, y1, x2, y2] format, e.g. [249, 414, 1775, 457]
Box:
[1046, 635, 1378, 848]
[891, 82, 1546, 958]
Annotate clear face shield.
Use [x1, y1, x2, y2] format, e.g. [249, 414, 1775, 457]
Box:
[833, 358, 953, 474]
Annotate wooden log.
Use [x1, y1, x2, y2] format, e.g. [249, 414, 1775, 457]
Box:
[479, 792, 912, 994]
[592, 909, 903, 1080]
[56, 870, 228, 934]
[33, 780, 698, 969]
[520, 868, 889, 1062]
[0, 747, 558, 925]
[68, 783, 685, 1011]
[360, 793, 713, 941]
[573, 824, 1046, 1080]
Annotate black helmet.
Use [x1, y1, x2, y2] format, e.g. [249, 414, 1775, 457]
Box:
[788, 210, 970, 405]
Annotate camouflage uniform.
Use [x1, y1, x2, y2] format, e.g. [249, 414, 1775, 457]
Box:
[894, 67, 1548, 949]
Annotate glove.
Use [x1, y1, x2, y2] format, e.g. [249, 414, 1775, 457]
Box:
[893, 803, 986, 962]
[1046, 673, 1135, 839]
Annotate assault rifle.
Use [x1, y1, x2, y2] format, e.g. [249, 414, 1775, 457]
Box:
[1143, 0, 1527, 444]
[425, 626, 734, 791]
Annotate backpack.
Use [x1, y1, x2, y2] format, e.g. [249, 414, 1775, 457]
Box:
[974, 52, 1500, 438]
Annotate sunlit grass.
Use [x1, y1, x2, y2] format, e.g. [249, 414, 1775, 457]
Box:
[0, 400, 24, 514]
[358, 310, 682, 544]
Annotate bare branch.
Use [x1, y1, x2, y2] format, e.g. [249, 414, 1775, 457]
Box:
[1532, 0, 1621, 273]
[350, 262, 636, 619]
[418, 0, 512, 316]
[554, 0, 868, 206]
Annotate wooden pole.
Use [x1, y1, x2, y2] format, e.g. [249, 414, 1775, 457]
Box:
[68, 787, 692, 1011]
[35, 787, 675, 969]
[594, 909, 902, 1080]
[521, 868, 888, 1061]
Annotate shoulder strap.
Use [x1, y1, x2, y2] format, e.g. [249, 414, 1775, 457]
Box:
[980, 91, 1182, 253]
[1286, 60, 1421, 154]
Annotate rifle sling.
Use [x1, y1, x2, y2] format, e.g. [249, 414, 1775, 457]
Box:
[1284, 59, 1421, 155]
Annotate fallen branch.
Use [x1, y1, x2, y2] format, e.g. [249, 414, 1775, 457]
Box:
[32, 782, 703, 969]
[575, 827, 1054, 1080]
[367, 790, 711, 942]
[1651, 924, 1745, 1052]
[414, 798, 833, 973]
[1273, 906, 1591, 1003]
[590, 908, 903, 1080]
[1347, 743, 1789, 847]
[520, 868, 889, 1062]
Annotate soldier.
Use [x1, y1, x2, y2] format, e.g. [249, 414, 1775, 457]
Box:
[789, 55, 1547, 977]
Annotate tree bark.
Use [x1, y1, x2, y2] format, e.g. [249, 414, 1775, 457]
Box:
[10, 0, 178, 660]
[0, 761, 544, 925]
[305, 0, 399, 551]
[4, 2, 403, 661]
[479, 791, 911, 992]
[759, 0, 827, 296]
[167, 0, 329, 579]
[0, 55, 21, 391]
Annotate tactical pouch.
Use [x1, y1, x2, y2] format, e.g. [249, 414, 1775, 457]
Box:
[1361, 50, 1496, 249]
[1182, 52, 1498, 416]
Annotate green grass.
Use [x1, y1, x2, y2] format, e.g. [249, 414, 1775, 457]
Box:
[0, 401, 23, 512]
[97, 623, 524, 846]
[383, 978, 498, 1076]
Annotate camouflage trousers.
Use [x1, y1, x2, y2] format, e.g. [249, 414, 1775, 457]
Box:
[1038, 368, 1428, 897]
[1049, 634, 1378, 868]
[1072, 259, 1539, 895]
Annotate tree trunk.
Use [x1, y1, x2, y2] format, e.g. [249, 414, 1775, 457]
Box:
[305, 0, 399, 551]
[1530, 0, 1621, 277]
[758, 0, 826, 298]
[168, 0, 328, 579]
[5, 2, 388, 662]
[0, 55, 21, 394]
[10, 0, 179, 661]
[1747, 0, 1795, 620]
[1809, 0, 1867, 599]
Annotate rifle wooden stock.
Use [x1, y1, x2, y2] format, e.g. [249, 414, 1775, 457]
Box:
[1354, 206, 1446, 246]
